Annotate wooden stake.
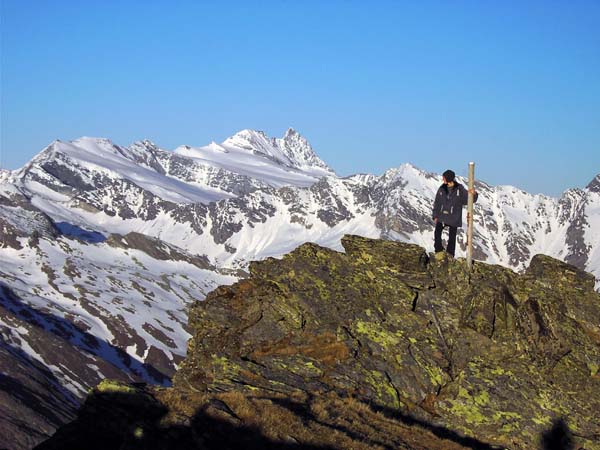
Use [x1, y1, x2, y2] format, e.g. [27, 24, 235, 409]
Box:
[466, 162, 475, 270]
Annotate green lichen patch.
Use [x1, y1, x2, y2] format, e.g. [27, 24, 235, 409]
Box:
[96, 379, 138, 394]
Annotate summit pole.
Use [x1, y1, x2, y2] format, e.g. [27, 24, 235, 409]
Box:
[466, 162, 475, 270]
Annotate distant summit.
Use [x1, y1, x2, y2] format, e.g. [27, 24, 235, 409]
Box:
[215, 128, 334, 174]
[587, 173, 600, 193]
[173, 128, 334, 189]
[277, 127, 333, 172]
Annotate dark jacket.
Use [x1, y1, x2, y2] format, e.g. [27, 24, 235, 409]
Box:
[432, 182, 478, 228]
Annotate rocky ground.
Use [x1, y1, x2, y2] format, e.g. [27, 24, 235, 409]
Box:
[36, 236, 600, 449]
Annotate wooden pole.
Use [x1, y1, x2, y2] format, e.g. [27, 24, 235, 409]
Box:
[466, 162, 475, 270]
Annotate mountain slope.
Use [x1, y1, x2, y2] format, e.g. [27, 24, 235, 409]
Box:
[0, 190, 237, 448]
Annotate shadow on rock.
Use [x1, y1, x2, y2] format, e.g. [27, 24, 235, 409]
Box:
[54, 222, 106, 243]
[0, 282, 170, 385]
[369, 403, 500, 450]
[541, 418, 573, 450]
[34, 389, 334, 450]
[0, 344, 79, 450]
[36, 385, 508, 450]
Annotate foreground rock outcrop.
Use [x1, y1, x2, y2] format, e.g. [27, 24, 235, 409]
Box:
[37, 236, 600, 449]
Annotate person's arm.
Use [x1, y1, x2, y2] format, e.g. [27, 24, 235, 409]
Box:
[459, 184, 469, 205]
[471, 189, 478, 203]
[460, 185, 478, 205]
[432, 188, 441, 222]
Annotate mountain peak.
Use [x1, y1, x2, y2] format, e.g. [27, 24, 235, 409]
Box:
[223, 129, 269, 146]
[221, 129, 276, 157]
[129, 139, 159, 150]
[25, 137, 116, 163]
[586, 173, 600, 193]
[277, 127, 334, 174]
[71, 136, 117, 148]
[382, 162, 425, 180]
[219, 128, 334, 174]
[283, 127, 300, 138]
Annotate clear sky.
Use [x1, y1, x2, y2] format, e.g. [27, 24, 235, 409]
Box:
[1, 0, 599, 196]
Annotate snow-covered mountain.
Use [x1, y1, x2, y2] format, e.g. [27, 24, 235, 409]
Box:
[1, 128, 599, 448]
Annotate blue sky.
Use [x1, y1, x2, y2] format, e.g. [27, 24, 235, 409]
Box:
[1, 0, 599, 196]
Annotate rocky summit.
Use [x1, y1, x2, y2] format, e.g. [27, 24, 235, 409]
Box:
[36, 236, 600, 450]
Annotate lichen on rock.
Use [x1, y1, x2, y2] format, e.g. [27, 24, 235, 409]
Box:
[175, 235, 600, 449]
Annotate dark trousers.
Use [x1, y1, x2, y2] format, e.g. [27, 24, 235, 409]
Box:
[434, 221, 457, 256]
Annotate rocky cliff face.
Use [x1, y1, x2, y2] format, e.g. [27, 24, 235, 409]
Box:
[37, 236, 600, 450]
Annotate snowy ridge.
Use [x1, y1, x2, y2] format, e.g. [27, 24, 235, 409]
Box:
[0, 169, 10, 183]
[17, 138, 232, 204]
[174, 128, 334, 188]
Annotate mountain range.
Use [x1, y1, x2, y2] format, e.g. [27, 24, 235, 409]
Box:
[0, 128, 599, 448]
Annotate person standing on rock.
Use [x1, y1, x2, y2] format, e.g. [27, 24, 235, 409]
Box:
[432, 169, 478, 257]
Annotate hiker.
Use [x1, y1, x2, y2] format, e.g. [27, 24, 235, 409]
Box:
[432, 169, 478, 257]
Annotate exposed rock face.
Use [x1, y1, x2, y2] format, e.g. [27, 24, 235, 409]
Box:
[38, 236, 600, 449]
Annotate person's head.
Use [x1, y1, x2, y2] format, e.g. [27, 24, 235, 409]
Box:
[442, 169, 456, 185]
